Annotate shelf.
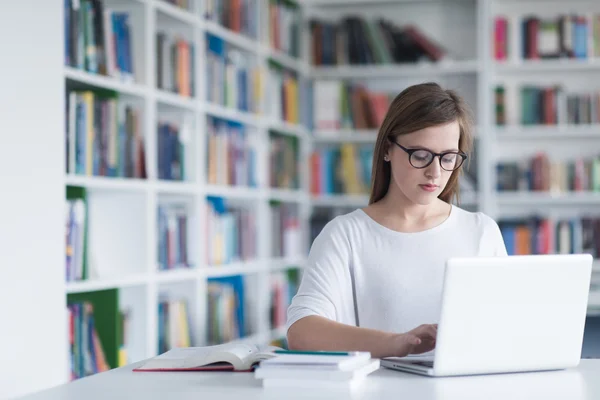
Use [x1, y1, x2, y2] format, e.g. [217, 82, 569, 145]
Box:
[153, 0, 199, 25]
[312, 130, 378, 143]
[494, 58, 600, 73]
[204, 184, 262, 199]
[203, 20, 260, 53]
[203, 103, 260, 125]
[65, 67, 147, 97]
[154, 180, 199, 194]
[155, 90, 198, 111]
[65, 175, 150, 191]
[270, 257, 307, 271]
[203, 260, 265, 277]
[268, 120, 309, 138]
[268, 188, 308, 203]
[311, 194, 369, 208]
[310, 60, 479, 79]
[154, 267, 199, 284]
[269, 49, 306, 72]
[66, 274, 148, 294]
[495, 125, 600, 139]
[497, 192, 600, 206]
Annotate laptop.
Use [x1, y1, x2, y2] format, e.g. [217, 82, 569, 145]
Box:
[381, 254, 593, 377]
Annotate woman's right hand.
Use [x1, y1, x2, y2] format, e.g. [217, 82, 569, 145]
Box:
[389, 324, 438, 357]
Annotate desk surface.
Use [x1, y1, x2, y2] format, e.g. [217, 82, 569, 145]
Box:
[19, 360, 600, 400]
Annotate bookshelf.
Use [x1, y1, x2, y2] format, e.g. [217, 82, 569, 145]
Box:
[63, 0, 309, 381]
[59, 0, 600, 384]
[301, 0, 600, 316]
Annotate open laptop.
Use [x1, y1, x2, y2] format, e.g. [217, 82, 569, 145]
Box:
[381, 254, 593, 377]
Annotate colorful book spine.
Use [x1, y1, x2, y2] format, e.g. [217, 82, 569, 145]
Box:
[157, 298, 192, 354]
[64, 0, 135, 81]
[157, 204, 190, 270]
[206, 117, 257, 187]
[311, 144, 374, 195]
[207, 275, 246, 345]
[206, 196, 257, 266]
[67, 90, 146, 179]
[156, 32, 194, 97]
[270, 132, 299, 190]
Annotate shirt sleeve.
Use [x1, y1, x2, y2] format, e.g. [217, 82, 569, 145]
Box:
[480, 213, 508, 256]
[286, 217, 354, 333]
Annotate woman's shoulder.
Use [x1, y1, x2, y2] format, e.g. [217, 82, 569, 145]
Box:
[451, 205, 501, 234]
[318, 209, 369, 235]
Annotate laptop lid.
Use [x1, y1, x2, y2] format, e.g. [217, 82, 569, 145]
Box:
[433, 254, 592, 376]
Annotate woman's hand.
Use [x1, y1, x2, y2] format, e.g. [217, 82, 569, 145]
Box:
[388, 324, 438, 357]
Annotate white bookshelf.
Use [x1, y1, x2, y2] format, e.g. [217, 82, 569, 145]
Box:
[63, 0, 310, 374]
[61, 0, 600, 383]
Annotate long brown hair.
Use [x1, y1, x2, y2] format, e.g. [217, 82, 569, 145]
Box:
[368, 82, 474, 206]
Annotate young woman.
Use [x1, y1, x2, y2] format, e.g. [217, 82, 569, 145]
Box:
[286, 82, 507, 359]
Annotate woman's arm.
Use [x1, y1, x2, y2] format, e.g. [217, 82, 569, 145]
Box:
[287, 316, 437, 359]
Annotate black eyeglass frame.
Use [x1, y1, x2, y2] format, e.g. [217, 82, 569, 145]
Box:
[388, 138, 467, 171]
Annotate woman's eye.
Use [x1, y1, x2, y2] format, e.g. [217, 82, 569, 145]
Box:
[442, 154, 457, 164]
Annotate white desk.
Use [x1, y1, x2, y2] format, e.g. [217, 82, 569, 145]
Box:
[18, 360, 600, 400]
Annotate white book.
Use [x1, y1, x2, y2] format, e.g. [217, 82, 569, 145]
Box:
[259, 351, 372, 371]
[255, 358, 380, 381]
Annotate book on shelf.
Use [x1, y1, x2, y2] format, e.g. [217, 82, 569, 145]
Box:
[309, 16, 446, 66]
[66, 89, 146, 178]
[495, 84, 600, 126]
[270, 270, 300, 330]
[158, 298, 193, 354]
[270, 202, 302, 259]
[270, 132, 300, 190]
[67, 289, 122, 379]
[163, 0, 193, 12]
[157, 204, 191, 270]
[206, 33, 263, 113]
[313, 81, 391, 131]
[134, 343, 281, 372]
[64, 0, 134, 81]
[494, 13, 600, 61]
[206, 196, 257, 265]
[68, 301, 110, 380]
[269, 0, 301, 59]
[157, 121, 186, 181]
[498, 216, 600, 257]
[66, 186, 88, 282]
[207, 275, 247, 345]
[156, 32, 195, 97]
[268, 61, 300, 124]
[205, 0, 258, 40]
[496, 153, 600, 192]
[206, 116, 258, 187]
[311, 143, 373, 196]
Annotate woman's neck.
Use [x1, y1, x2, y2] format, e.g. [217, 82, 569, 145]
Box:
[364, 184, 451, 233]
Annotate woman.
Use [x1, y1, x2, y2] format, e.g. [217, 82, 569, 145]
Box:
[286, 82, 507, 359]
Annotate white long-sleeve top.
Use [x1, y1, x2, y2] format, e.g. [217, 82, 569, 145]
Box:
[286, 205, 507, 336]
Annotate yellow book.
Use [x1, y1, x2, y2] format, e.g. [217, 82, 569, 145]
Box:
[178, 300, 191, 347]
[81, 92, 95, 176]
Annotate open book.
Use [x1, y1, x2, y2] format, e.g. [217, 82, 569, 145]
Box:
[133, 343, 282, 372]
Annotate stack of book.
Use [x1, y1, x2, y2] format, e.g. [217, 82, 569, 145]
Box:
[254, 351, 380, 389]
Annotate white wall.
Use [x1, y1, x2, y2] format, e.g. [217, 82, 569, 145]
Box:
[0, 1, 67, 398]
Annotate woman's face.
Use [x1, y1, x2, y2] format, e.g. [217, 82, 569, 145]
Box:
[386, 120, 461, 205]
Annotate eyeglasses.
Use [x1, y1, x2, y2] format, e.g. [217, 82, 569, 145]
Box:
[389, 139, 467, 171]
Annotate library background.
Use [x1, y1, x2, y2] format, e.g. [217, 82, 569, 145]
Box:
[2, 0, 600, 397]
